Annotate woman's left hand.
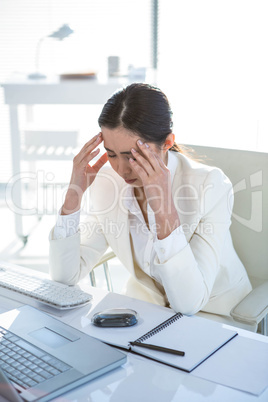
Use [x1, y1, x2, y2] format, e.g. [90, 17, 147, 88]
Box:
[129, 140, 180, 239]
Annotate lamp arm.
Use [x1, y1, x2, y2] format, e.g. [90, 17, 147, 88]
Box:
[34, 37, 46, 73]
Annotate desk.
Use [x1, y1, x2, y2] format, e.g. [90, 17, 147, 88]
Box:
[0, 272, 268, 402]
[1, 75, 123, 241]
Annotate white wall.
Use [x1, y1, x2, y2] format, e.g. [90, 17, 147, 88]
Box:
[158, 0, 268, 152]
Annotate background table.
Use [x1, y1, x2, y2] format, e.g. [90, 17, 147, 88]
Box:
[1, 75, 123, 241]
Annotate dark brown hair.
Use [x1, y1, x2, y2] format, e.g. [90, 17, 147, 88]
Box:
[98, 83, 184, 153]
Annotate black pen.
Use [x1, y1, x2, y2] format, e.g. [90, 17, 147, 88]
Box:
[129, 341, 185, 356]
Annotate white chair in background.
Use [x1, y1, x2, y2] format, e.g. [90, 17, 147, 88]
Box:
[184, 145, 268, 335]
[22, 129, 78, 162]
[22, 128, 116, 290]
[18, 128, 79, 244]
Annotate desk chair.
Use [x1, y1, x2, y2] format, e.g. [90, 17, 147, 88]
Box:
[90, 250, 115, 292]
[22, 128, 117, 290]
[22, 129, 78, 162]
[18, 129, 78, 243]
[185, 145, 268, 335]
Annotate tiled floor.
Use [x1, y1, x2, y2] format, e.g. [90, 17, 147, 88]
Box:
[0, 199, 130, 294]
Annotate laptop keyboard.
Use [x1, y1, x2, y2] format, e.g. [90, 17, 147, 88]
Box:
[0, 326, 71, 389]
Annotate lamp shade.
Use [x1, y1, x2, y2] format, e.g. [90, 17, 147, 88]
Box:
[48, 24, 74, 41]
[28, 24, 74, 79]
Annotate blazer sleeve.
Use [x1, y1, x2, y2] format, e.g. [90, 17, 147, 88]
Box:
[49, 211, 109, 285]
[151, 168, 234, 315]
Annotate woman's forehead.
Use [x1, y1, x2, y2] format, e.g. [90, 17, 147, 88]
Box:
[101, 126, 140, 150]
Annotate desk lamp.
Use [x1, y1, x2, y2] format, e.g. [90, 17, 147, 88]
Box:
[28, 24, 74, 80]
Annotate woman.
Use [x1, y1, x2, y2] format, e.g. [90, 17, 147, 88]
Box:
[49, 83, 251, 316]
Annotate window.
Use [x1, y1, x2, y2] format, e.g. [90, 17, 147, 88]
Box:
[1, 0, 267, 183]
[0, 0, 155, 182]
[158, 0, 268, 152]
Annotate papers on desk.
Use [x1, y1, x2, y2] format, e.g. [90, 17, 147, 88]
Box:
[83, 292, 268, 396]
[60, 72, 97, 80]
[193, 335, 268, 396]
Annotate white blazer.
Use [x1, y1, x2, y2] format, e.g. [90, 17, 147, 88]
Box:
[49, 151, 252, 316]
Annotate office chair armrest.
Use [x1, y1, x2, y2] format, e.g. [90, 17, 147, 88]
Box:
[230, 281, 268, 326]
[93, 251, 116, 268]
[90, 250, 116, 291]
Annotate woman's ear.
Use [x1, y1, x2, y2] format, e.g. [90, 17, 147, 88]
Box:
[164, 133, 175, 150]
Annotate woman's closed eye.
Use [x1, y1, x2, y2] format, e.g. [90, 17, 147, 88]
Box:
[107, 154, 136, 161]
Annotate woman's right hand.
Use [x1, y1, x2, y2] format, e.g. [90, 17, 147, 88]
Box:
[62, 133, 108, 215]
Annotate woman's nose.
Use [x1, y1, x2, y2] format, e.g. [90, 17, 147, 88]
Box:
[117, 159, 131, 176]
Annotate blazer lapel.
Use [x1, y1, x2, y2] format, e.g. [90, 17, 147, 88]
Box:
[171, 153, 202, 242]
[101, 183, 135, 277]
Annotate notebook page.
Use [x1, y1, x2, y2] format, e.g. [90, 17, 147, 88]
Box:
[131, 314, 237, 372]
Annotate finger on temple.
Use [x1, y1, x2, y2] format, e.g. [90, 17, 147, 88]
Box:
[92, 152, 108, 171]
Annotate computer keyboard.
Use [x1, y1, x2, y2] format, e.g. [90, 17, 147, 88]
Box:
[0, 325, 71, 389]
[0, 262, 92, 310]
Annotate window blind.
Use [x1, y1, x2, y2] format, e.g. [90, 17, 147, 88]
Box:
[0, 0, 156, 183]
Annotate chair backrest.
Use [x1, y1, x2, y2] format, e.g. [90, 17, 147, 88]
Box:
[22, 130, 78, 160]
[184, 145, 268, 283]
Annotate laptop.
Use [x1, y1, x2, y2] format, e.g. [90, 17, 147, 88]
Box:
[0, 305, 126, 401]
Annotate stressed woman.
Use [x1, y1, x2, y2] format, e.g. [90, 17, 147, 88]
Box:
[49, 83, 251, 316]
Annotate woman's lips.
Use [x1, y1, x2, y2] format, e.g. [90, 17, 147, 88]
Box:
[125, 179, 137, 184]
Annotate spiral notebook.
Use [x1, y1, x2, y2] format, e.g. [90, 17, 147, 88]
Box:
[85, 294, 238, 373]
[128, 312, 237, 372]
